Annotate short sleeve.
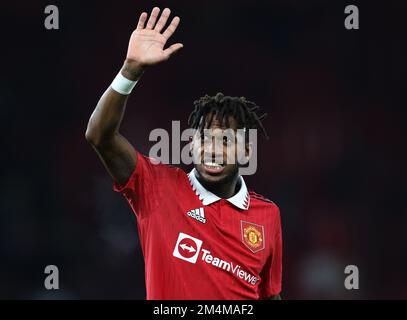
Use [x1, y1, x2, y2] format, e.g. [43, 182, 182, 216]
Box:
[259, 207, 283, 298]
[113, 152, 161, 219]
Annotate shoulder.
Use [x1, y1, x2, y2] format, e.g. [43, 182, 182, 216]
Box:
[248, 191, 282, 235]
[249, 191, 281, 216]
[140, 154, 185, 178]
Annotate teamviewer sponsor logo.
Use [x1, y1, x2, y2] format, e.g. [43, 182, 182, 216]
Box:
[173, 232, 203, 263]
[201, 249, 258, 285]
[172, 232, 258, 285]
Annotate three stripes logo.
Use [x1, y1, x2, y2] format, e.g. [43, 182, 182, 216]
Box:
[187, 207, 206, 224]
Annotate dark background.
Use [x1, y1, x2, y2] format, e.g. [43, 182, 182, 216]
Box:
[0, 0, 406, 299]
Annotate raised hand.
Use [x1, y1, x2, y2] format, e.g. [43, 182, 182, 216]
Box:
[123, 7, 183, 78]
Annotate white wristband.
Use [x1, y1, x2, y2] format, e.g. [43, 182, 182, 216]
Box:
[111, 71, 138, 95]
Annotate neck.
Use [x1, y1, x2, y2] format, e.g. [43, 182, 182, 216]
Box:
[195, 171, 241, 199]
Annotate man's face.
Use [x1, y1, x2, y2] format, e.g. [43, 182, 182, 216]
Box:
[191, 114, 251, 185]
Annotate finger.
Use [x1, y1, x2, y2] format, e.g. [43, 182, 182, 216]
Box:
[146, 7, 160, 29]
[136, 12, 147, 29]
[163, 43, 184, 58]
[154, 8, 171, 33]
[162, 16, 180, 39]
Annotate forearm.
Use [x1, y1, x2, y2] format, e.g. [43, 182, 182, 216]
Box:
[86, 86, 128, 146]
[85, 62, 144, 146]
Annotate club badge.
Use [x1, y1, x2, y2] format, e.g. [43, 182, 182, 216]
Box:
[241, 221, 265, 253]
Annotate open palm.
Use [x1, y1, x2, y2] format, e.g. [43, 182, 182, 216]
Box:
[126, 7, 183, 66]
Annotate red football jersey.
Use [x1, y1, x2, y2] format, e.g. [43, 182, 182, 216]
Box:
[113, 152, 283, 300]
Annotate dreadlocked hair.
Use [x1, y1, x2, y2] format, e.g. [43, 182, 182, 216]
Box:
[188, 92, 268, 139]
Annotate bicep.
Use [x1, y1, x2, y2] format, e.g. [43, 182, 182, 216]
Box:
[91, 133, 137, 185]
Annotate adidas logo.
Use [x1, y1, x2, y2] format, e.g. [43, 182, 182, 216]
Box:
[186, 207, 206, 224]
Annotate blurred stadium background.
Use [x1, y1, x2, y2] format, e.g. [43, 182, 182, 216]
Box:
[0, 0, 406, 299]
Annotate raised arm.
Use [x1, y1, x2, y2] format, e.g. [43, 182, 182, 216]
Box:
[85, 7, 183, 185]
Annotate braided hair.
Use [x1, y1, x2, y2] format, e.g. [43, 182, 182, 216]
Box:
[188, 92, 268, 140]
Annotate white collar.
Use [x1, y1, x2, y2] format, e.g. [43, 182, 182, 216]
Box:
[188, 168, 250, 210]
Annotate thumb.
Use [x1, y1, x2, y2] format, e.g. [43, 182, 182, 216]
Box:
[164, 43, 184, 58]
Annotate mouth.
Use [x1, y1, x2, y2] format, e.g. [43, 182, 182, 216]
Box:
[202, 161, 225, 174]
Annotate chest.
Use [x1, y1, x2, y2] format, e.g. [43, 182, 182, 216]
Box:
[149, 196, 271, 275]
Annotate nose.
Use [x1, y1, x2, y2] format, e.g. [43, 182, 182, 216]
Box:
[202, 140, 224, 164]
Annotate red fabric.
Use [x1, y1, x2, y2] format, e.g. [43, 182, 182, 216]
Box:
[113, 152, 283, 299]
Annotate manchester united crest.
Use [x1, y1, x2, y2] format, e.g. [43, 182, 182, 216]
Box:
[241, 220, 265, 253]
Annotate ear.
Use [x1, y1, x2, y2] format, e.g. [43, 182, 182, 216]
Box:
[236, 142, 252, 167]
[245, 142, 253, 161]
[189, 132, 200, 154]
[189, 135, 194, 153]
